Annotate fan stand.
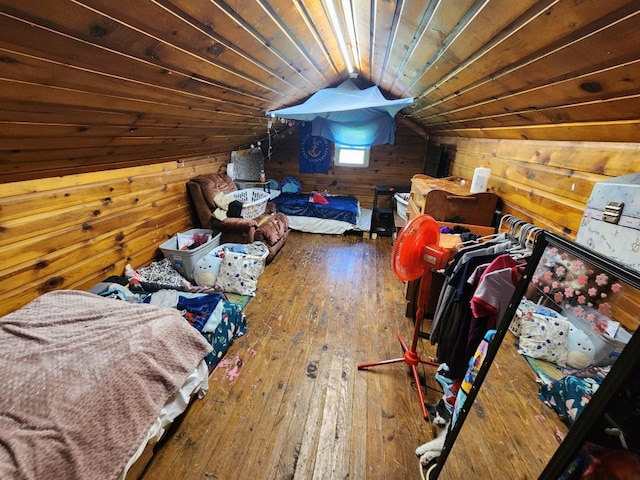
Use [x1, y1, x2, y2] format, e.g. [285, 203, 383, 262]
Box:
[357, 243, 449, 420]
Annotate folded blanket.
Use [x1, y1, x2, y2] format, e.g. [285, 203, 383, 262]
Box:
[0, 290, 212, 480]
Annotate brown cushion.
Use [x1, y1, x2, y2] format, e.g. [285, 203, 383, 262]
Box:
[191, 174, 237, 210]
[255, 213, 289, 245]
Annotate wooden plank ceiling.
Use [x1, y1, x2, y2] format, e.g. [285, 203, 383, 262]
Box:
[1, 0, 640, 181]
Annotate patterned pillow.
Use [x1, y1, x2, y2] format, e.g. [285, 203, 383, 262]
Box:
[216, 249, 265, 296]
[518, 313, 569, 366]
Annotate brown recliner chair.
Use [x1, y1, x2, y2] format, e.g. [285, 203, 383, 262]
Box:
[187, 173, 289, 263]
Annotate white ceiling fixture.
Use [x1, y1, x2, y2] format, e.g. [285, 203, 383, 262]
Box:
[340, 0, 360, 75]
[326, 0, 355, 75]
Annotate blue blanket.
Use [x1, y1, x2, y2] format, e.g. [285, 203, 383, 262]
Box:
[273, 193, 360, 224]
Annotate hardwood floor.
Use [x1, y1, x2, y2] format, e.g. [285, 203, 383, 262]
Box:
[141, 231, 442, 480]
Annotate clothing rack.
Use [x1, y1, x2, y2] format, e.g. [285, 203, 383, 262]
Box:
[495, 214, 545, 247]
[429, 214, 546, 395]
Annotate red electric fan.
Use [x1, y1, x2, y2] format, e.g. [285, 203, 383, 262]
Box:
[358, 214, 450, 419]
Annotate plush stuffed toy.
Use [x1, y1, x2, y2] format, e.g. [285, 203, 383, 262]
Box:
[193, 254, 223, 286]
[566, 324, 595, 369]
[194, 270, 217, 286]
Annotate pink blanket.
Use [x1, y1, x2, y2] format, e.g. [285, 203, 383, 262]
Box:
[0, 290, 212, 480]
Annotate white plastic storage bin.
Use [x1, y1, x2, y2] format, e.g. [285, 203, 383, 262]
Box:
[394, 192, 410, 220]
[192, 242, 270, 295]
[211, 242, 269, 264]
[564, 309, 631, 366]
[159, 228, 221, 280]
[192, 242, 269, 283]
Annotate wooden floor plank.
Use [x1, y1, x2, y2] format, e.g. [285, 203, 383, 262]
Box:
[141, 232, 434, 480]
[437, 331, 568, 479]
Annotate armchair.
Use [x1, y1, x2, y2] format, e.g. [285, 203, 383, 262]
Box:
[187, 173, 289, 263]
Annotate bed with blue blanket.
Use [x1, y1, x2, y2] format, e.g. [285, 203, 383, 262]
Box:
[271, 192, 364, 234]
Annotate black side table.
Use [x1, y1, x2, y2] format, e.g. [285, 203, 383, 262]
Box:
[370, 185, 410, 238]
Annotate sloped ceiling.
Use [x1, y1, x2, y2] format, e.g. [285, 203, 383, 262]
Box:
[1, 1, 640, 180]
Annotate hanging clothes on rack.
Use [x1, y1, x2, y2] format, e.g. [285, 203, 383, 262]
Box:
[429, 215, 541, 382]
[430, 216, 523, 348]
[447, 256, 524, 379]
[430, 236, 512, 362]
[430, 234, 510, 335]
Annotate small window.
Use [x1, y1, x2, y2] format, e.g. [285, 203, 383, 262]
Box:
[334, 145, 370, 168]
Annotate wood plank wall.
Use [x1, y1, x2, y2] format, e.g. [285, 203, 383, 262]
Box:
[433, 136, 640, 238]
[0, 154, 227, 317]
[0, 122, 426, 318]
[4, 126, 636, 319]
[265, 122, 428, 209]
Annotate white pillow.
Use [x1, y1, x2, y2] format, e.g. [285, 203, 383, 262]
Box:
[518, 313, 569, 366]
[216, 250, 265, 296]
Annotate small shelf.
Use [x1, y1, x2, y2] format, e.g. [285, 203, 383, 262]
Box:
[371, 185, 410, 237]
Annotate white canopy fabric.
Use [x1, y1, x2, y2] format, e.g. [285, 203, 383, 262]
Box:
[266, 80, 413, 147]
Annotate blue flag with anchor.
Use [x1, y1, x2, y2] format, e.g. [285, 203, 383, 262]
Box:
[298, 122, 331, 174]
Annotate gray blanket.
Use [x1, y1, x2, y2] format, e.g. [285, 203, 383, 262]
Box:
[0, 290, 212, 480]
